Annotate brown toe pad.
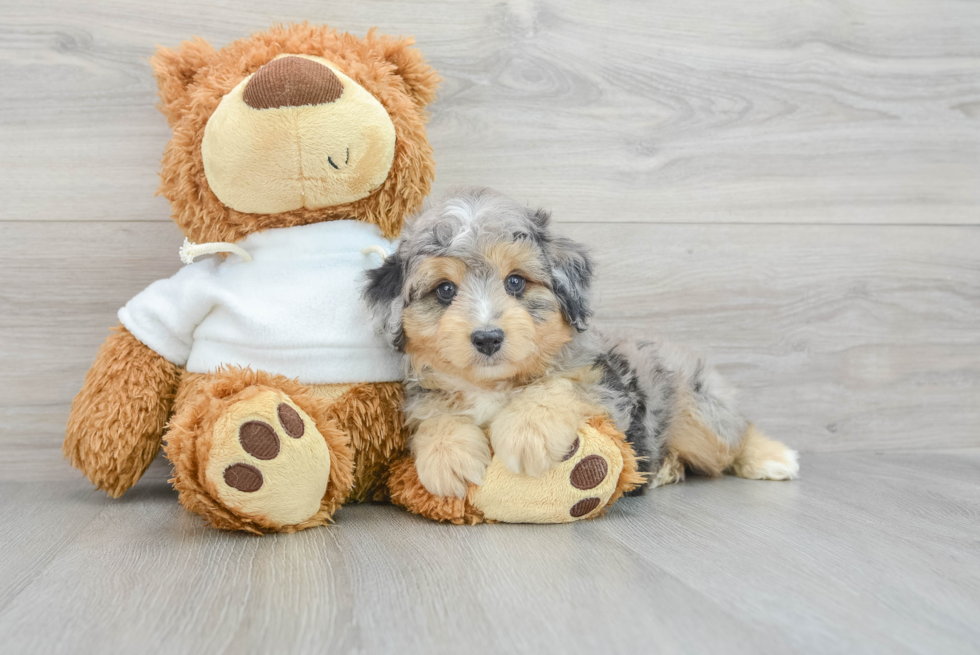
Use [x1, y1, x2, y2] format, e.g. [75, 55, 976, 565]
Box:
[570, 455, 608, 490]
[224, 463, 264, 492]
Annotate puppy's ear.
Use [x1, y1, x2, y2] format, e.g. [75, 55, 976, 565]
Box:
[363, 252, 407, 351]
[533, 208, 594, 332]
[549, 236, 594, 332]
[530, 207, 552, 229]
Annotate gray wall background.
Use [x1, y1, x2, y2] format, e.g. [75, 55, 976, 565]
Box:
[2, 0, 978, 480]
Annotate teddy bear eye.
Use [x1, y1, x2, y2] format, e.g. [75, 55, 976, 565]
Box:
[435, 281, 457, 305]
[504, 274, 526, 297]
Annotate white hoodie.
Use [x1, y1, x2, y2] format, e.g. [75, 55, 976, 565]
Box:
[118, 220, 401, 385]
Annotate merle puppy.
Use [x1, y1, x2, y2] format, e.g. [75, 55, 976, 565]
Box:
[364, 187, 798, 498]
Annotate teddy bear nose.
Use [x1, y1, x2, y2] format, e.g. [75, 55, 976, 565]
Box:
[243, 56, 344, 109]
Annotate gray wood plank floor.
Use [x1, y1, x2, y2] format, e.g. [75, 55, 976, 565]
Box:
[1, 0, 978, 653]
[0, 452, 977, 654]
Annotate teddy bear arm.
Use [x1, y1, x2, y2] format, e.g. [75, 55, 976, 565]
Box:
[64, 324, 180, 497]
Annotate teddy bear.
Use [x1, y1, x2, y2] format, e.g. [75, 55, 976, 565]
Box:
[63, 23, 643, 533]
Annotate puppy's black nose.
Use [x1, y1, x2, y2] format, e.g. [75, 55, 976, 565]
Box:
[471, 329, 505, 356]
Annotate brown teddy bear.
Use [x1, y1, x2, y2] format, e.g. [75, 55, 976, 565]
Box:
[64, 23, 642, 533]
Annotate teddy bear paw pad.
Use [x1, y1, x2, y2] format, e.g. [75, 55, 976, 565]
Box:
[570, 497, 602, 518]
[238, 420, 281, 460]
[205, 393, 332, 527]
[570, 454, 608, 490]
[561, 437, 580, 461]
[224, 463, 264, 492]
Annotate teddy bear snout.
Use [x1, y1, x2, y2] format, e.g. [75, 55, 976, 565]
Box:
[243, 56, 344, 110]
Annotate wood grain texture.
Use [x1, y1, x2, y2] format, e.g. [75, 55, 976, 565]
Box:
[2, 219, 977, 482]
[1, 2, 978, 652]
[0, 451, 977, 654]
[0, 0, 978, 224]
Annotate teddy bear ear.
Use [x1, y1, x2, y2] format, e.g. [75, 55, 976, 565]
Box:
[371, 31, 441, 107]
[150, 37, 218, 126]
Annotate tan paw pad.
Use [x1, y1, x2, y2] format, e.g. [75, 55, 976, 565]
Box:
[205, 394, 331, 528]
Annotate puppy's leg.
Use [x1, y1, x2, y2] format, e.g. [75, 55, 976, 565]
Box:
[489, 377, 593, 477]
[665, 390, 738, 477]
[666, 391, 798, 481]
[412, 415, 492, 498]
[650, 450, 686, 488]
[728, 424, 799, 481]
[648, 342, 798, 481]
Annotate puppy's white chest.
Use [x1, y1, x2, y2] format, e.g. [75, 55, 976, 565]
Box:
[463, 390, 510, 428]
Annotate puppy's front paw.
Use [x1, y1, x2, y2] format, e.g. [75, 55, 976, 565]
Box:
[413, 420, 491, 498]
[489, 407, 581, 477]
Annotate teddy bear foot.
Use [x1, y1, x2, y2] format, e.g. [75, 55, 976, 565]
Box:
[387, 416, 643, 525]
[203, 390, 332, 528]
[165, 370, 354, 534]
[470, 417, 628, 523]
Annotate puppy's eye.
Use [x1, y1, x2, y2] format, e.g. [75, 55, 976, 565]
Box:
[504, 274, 526, 296]
[435, 281, 457, 305]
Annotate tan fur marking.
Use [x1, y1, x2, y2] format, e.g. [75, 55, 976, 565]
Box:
[728, 424, 799, 480]
[665, 398, 798, 482]
[494, 304, 539, 364]
[666, 390, 736, 477]
[502, 305, 574, 383]
[405, 304, 572, 388]
[402, 247, 573, 389]
[403, 307, 471, 376]
[413, 256, 467, 289]
[404, 294, 572, 388]
[483, 241, 548, 282]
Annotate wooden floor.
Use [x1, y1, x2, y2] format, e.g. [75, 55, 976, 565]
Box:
[0, 451, 977, 654]
[1, 0, 978, 653]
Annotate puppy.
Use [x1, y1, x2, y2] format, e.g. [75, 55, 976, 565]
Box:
[364, 187, 799, 498]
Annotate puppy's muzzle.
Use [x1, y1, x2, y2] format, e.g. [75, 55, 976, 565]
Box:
[471, 328, 504, 356]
